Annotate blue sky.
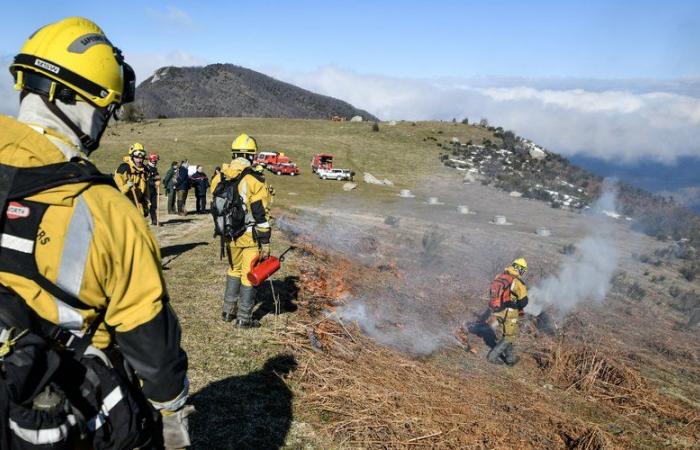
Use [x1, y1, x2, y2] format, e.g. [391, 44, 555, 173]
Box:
[2, 0, 699, 80]
[1, 1, 699, 167]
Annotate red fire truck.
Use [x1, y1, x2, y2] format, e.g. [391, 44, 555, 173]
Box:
[311, 153, 334, 173]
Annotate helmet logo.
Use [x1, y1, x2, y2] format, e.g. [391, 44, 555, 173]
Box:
[7, 202, 30, 220]
[34, 58, 60, 74]
[68, 33, 110, 54]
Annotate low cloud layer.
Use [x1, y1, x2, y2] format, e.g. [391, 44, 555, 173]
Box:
[269, 66, 700, 163]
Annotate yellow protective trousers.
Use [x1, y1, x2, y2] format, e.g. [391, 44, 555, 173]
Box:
[491, 308, 519, 343]
[227, 245, 260, 286]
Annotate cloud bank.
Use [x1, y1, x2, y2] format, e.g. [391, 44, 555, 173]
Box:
[269, 66, 700, 163]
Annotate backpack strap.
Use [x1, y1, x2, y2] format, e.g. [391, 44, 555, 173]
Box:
[2, 159, 115, 202]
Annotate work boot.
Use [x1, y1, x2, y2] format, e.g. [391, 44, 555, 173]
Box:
[487, 339, 509, 365]
[222, 276, 241, 322]
[235, 285, 260, 328]
[503, 343, 520, 366]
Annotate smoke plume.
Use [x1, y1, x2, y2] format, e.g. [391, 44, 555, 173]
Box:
[527, 185, 621, 317]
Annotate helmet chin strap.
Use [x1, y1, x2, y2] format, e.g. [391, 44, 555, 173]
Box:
[38, 95, 110, 154]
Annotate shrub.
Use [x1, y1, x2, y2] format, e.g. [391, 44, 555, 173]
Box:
[461, 118, 469, 125]
[627, 282, 647, 300]
[372, 122, 379, 132]
[679, 262, 700, 282]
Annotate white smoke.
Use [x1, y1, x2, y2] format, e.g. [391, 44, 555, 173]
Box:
[333, 300, 454, 355]
[527, 185, 621, 317]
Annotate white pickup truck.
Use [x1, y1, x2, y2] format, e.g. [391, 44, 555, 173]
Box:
[317, 168, 355, 181]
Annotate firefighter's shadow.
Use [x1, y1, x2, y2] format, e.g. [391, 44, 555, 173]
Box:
[160, 218, 195, 225]
[190, 354, 297, 449]
[469, 310, 498, 348]
[160, 242, 208, 258]
[253, 276, 300, 321]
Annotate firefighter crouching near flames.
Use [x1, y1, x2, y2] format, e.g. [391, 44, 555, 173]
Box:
[487, 258, 529, 366]
[211, 133, 272, 328]
[2, 17, 192, 447]
[114, 142, 150, 216]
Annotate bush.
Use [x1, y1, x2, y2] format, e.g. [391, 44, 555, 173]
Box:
[461, 118, 469, 125]
[627, 282, 647, 300]
[372, 122, 379, 132]
[679, 262, 700, 282]
[669, 285, 681, 298]
[679, 290, 699, 311]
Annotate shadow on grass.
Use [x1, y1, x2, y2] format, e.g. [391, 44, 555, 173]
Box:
[253, 276, 300, 321]
[161, 242, 209, 258]
[160, 218, 195, 225]
[190, 354, 297, 449]
[468, 309, 498, 348]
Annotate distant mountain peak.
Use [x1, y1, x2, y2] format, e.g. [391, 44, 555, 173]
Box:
[135, 63, 378, 120]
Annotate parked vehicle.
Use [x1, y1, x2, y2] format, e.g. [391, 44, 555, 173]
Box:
[318, 168, 355, 181]
[268, 162, 300, 176]
[256, 151, 290, 167]
[311, 153, 334, 173]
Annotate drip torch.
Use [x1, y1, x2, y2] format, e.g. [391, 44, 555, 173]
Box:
[247, 246, 295, 286]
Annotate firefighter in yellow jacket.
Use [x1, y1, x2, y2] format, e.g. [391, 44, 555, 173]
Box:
[114, 143, 150, 215]
[211, 133, 272, 328]
[487, 258, 529, 366]
[1, 17, 191, 447]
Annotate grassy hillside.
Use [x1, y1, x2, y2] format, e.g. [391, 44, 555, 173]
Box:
[98, 118, 494, 205]
[94, 118, 699, 449]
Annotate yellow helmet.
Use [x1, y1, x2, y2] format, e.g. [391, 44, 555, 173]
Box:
[231, 133, 258, 155]
[128, 143, 146, 158]
[512, 258, 528, 275]
[9, 17, 135, 109]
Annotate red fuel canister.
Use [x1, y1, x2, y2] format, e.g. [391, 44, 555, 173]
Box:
[247, 256, 281, 286]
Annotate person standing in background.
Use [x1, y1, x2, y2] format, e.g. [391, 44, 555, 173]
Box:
[190, 165, 210, 214]
[144, 153, 160, 225]
[176, 160, 190, 216]
[163, 161, 179, 215]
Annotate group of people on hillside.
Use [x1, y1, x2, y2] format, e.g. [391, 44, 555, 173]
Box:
[0, 15, 528, 450]
[113, 147, 215, 224]
[162, 160, 216, 216]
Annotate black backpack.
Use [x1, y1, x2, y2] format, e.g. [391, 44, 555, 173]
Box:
[0, 160, 157, 450]
[211, 167, 264, 258]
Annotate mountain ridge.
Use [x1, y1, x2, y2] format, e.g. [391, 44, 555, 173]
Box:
[133, 63, 378, 121]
